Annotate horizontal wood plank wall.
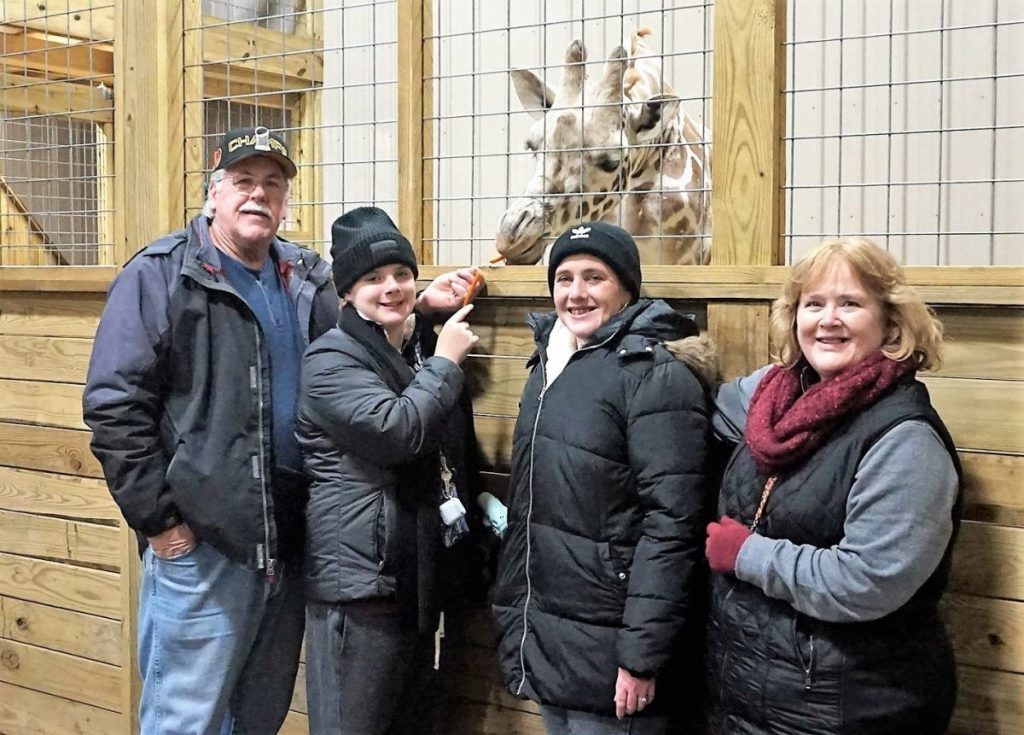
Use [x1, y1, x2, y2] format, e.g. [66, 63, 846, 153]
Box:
[463, 296, 1024, 735]
[0, 292, 127, 735]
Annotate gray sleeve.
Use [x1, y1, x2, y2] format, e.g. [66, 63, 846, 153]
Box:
[712, 365, 773, 443]
[734, 420, 958, 622]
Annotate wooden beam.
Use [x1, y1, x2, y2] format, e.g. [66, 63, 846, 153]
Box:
[0, 72, 113, 123]
[0, 0, 115, 41]
[711, 0, 787, 266]
[416, 265, 1024, 305]
[197, 17, 324, 86]
[397, 0, 430, 261]
[114, 0, 186, 263]
[1, 30, 113, 82]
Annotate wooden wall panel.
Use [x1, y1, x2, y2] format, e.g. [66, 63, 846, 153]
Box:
[951, 665, 1024, 735]
[0, 509, 119, 569]
[0, 466, 118, 523]
[923, 377, 1024, 454]
[0, 335, 91, 383]
[0, 680, 121, 735]
[940, 593, 1024, 674]
[939, 308, 1024, 381]
[0, 379, 89, 429]
[960, 452, 1024, 528]
[949, 523, 1024, 602]
[0, 423, 101, 478]
[0, 552, 120, 619]
[0, 638, 120, 711]
[0, 293, 103, 338]
[0, 595, 120, 664]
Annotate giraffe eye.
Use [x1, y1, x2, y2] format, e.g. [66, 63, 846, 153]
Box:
[525, 140, 539, 153]
[594, 156, 620, 173]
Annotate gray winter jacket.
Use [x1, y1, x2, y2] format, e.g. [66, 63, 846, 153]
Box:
[296, 305, 464, 628]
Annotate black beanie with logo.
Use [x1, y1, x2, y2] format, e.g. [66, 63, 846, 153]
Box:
[330, 206, 419, 296]
[547, 221, 642, 303]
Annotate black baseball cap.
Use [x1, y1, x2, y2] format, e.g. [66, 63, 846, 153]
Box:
[211, 126, 297, 179]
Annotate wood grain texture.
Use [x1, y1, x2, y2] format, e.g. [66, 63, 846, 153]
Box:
[950, 665, 1024, 735]
[941, 593, 1024, 674]
[939, 308, 1024, 381]
[0, 509, 119, 569]
[710, 0, 787, 266]
[0, 422, 101, 477]
[0, 595, 120, 665]
[707, 303, 771, 381]
[0, 466, 118, 523]
[0, 551, 120, 619]
[0, 638, 120, 711]
[960, 452, 1024, 528]
[0, 379, 88, 429]
[0, 680, 121, 735]
[0, 335, 91, 383]
[923, 377, 1024, 454]
[950, 522, 1024, 602]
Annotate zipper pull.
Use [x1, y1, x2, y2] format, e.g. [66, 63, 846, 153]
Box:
[266, 558, 277, 579]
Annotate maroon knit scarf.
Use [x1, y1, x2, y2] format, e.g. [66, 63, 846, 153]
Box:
[744, 351, 916, 474]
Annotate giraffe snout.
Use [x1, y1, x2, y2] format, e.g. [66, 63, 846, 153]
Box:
[496, 200, 548, 264]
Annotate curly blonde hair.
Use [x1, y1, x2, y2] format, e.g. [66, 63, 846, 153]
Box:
[770, 237, 944, 372]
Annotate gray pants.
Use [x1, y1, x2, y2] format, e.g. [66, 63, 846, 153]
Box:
[305, 599, 435, 735]
[541, 705, 669, 735]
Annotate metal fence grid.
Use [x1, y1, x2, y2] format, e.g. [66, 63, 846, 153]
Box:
[184, 0, 399, 255]
[785, 0, 1024, 266]
[0, 0, 115, 265]
[429, 0, 714, 266]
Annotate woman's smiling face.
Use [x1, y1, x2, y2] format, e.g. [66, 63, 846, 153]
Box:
[796, 260, 887, 381]
[552, 254, 631, 343]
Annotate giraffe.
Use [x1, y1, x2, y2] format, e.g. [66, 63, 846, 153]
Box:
[495, 28, 712, 266]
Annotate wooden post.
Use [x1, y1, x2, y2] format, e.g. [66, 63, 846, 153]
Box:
[113, 0, 186, 729]
[708, 0, 787, 377]
[397, 0, 434, 263]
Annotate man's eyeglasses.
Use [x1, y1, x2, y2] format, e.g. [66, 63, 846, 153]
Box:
[225, 174, 287, 197]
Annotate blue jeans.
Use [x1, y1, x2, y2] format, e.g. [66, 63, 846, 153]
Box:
[138, 543, 304, 735]
[541, 705, 668, 735]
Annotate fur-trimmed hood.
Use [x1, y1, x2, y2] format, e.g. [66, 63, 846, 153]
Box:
[664, 333, 719, 389]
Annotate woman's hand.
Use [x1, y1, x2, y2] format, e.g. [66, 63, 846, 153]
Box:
[434, 303, 479, 365]
[705, 516, 752, 574]
[417, 267, 485, 316]
[614, 668, 655, 719]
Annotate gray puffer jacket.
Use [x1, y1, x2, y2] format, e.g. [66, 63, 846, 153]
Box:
[296, 305, 464, 630]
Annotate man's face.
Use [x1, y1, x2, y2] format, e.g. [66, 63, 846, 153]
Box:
[211, 156, 289, 247]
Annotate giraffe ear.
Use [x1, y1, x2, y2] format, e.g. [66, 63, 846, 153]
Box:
[628, 93, 680, 141]
[511, 69, 556, 119]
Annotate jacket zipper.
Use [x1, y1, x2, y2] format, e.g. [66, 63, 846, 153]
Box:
[252, 322, 274, 577]
[514, 329, 619, 696]
[515, 359, 546, 696]
[802, 634, 816, 691]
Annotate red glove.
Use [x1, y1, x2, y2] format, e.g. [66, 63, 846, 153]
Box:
[705, 516, 752, 574]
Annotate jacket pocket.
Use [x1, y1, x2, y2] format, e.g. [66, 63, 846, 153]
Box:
[374, 490, 399, 571]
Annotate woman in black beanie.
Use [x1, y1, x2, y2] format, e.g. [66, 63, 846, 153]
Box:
[296, 206, 483, 734]
[491, 221, 717, 734]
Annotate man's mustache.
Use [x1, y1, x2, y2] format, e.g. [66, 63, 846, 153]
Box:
[240, 203, 273, 217]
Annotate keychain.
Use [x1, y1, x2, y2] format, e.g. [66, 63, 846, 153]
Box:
[439, 453, 469, 546]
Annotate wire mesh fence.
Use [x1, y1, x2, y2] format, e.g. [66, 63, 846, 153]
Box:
[430, 0, 714, 266]
[785, 0, 1024, 265]
[0, 0, 115, 265]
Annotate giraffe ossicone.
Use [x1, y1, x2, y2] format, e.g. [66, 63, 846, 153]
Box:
[495, 28, 712, 267]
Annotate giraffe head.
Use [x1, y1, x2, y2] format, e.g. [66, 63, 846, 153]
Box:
[496, 34, 685, 264]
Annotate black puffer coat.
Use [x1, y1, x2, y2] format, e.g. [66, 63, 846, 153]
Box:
[491, 299, 715, 717]
[297, 305, 466, 631]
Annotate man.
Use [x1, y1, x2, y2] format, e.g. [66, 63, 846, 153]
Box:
[83, 126, 480, 735]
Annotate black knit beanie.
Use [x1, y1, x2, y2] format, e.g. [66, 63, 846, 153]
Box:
[330, 206, 419, 296]
[547, 221, 642, 303]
